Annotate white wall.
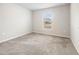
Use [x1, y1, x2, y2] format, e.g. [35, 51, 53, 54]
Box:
[32, 5, 70, 38]
[0, 4, 32, 42]
[71, 3, 79, 53]
[0, 4, 4, 40]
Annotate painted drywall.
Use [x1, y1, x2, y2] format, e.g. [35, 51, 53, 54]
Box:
[0, 4, 4, 40]
[0, 4, 32, 42]
[32, 5, 70, 38]
[71, 3, 79, 53]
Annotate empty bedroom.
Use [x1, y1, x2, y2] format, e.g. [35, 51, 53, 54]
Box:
[0, 3, 79, 55]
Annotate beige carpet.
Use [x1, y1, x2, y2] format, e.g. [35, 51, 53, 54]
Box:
[0, 33, 78, 55]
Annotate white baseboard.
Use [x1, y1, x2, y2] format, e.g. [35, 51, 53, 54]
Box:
[71, 39, 79, 54]
[0, 32, 32, 44]
[32, 31, 70, 39]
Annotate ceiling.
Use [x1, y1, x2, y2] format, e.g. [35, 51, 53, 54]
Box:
[17, 3, 68, 10]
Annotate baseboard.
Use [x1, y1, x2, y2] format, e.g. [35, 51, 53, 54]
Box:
[0, 32, 32, 44]
[32, 31, 70, 39]
[71, 39, 79, 54]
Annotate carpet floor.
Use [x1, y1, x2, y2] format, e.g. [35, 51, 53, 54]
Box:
[0, 33, 78, 55]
